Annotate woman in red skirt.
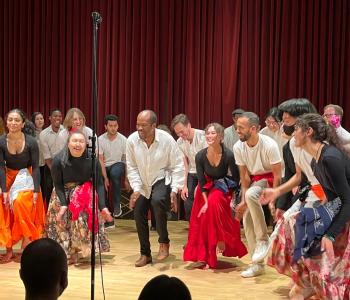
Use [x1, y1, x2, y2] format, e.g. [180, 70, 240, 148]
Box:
[183, 123, 247, 269]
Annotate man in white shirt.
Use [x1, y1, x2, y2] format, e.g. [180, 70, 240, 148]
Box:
[39, 109, 64, 204]
[126, 110, 184, 267]
[98, 114, 128, 220]
[171, 113, 207, 221]
[323, 104, 350, 151]
[233, 112, 282, 278]
[223, 108, 244, 151]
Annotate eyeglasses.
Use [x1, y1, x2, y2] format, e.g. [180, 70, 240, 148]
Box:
[323, 113, 336, 118]
[265, 120, 278, 126]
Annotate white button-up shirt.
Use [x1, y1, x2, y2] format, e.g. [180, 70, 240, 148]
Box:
[126, 129, 185, 199]
[39, 125, 65, 160]
[176, 129, 207, 174]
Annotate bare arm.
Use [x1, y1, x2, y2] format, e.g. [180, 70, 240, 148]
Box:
[239, 165, 251, 203]
[271, 162, 282, 188]
[234, 165, 250, 220]
[275, 163, 302, 196]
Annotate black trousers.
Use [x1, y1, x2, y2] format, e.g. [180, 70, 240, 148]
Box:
[42, 165, 54, 206]
[184, 173, 198, 221]
[134, 179, 170, 256]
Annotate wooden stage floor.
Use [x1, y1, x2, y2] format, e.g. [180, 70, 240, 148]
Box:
[0, 220, 290, 299]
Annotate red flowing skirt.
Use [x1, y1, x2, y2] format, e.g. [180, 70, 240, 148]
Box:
[183, 184, 247, 268]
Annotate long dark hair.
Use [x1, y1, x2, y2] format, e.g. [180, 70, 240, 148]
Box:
[295, 113, 350, 156]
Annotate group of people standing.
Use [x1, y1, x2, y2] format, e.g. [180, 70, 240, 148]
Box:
[1, 99, 350, 299]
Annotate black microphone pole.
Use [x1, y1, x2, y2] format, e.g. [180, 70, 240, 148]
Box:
[91, 11, 102, 300]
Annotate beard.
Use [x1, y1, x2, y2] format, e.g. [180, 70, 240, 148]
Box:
[239, 132, 251, 142]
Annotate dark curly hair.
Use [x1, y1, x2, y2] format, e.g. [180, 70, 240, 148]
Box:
[295, 113, 350, 156]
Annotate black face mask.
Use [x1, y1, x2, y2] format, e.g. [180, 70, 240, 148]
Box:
[283, 124, 295, 136]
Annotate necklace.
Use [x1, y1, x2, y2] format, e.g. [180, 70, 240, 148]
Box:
[314, 142, 323, 162]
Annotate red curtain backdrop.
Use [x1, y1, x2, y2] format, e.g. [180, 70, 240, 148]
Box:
[0, 0, 349, 134]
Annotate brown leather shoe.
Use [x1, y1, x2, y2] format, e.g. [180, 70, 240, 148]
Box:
[135, 255, 152, 267]
[157, 243, 170, 261]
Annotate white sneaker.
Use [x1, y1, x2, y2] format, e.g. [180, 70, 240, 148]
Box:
[240, 264, 265, 278]
[252, 240, 270, 263]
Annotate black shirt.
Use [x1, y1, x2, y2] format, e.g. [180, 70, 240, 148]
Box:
[51, 150, 106, 210]
[311, 144, 350, 237]
[195, 145, 240, 193]
[0, 134, 40, 192]
[276, 140, 308, 210]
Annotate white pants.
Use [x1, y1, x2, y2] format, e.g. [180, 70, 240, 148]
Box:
[243, 179, 269, 256]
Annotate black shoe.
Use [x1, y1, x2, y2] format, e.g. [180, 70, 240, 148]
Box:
[104, 221, 115, 230]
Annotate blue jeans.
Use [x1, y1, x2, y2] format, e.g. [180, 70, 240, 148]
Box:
[106, 162, 125, 214]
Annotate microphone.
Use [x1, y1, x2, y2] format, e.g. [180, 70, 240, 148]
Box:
[92, 12, 102, 23]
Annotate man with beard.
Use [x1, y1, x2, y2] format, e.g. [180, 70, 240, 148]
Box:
[126, 110, 184, 267]
[98, 114, 129, 225]
[233, 112, 282, 278]
[39, 108, 64, 205]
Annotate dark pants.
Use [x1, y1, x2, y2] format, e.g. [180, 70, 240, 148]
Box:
[184, 173, 198, 221]
[106, 162, 125, 214]
[134, 179, 170, 256]
[42, 165, 54, 206]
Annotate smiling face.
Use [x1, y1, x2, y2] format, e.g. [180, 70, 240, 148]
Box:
[173, 122, 191, 140]
[236, 117, 255, 142]
[7, 111, 25, 133]
[205, 126, 222, 146]
[71, 112, 84, 130]
[49, 111, 63, 128]
[136, 112, 156, 141]
[67, 132, 86, 157]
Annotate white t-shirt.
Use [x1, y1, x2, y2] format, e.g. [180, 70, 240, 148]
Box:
[98, 132, 127, 167]
[289, 137, 319, 185]
[260, 127, 288, 155]
[260, 126, 288, 176]
[177, 129, 207, 174]
[233, 133, 281, 175]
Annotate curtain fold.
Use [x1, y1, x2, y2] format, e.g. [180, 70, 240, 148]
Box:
[0, 0, 349, 134]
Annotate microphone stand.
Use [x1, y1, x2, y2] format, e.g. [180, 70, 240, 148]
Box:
[90, 11, 102, 300]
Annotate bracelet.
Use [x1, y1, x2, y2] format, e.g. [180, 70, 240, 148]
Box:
[324, 234, 336, 243]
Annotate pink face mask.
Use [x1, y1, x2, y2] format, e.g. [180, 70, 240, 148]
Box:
[330, 115, 341, 128]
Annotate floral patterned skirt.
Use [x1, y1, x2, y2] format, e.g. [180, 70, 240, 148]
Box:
[268, 200, 350, 299]
[45, 186, 110, 260]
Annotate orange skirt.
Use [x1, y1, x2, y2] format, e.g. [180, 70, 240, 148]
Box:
[0, 168, 45, 248]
